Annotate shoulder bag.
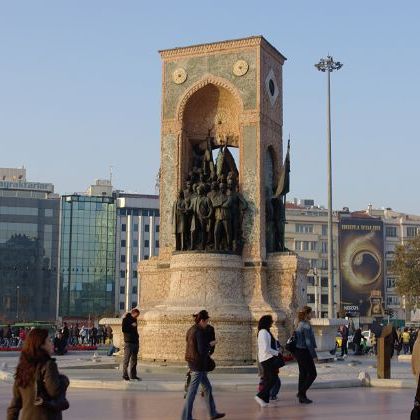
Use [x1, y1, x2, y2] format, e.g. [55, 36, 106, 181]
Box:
[34, 365, 70, 412]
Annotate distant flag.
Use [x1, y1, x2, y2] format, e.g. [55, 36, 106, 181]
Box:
[276, 138, 290, 197]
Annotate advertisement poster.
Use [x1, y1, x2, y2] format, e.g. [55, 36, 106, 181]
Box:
[339, 218, 385, 318]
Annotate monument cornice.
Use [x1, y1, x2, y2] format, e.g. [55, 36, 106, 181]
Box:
[159, 36, 287, 62]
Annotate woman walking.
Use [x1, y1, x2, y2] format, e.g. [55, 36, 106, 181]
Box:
[7, 328, 69, 420]
[255, 315, 279, 408]
[295, 306, 317, 404]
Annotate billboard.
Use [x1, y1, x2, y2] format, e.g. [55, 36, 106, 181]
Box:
[339, 218, 385, 318]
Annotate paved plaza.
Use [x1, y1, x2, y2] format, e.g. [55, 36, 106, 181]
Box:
[0, 351, 417, 419]
[0, 383, 414, 419]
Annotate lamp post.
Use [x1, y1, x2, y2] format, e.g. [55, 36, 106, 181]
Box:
[16, 285, 20, 321]
[315, 56, 343, 319]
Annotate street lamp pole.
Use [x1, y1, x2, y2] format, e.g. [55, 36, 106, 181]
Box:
[315, 56, 343, 319]
[16, 285, 20, 321]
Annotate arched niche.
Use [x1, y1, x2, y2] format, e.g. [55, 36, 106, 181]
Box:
[177, 77, 243, 186]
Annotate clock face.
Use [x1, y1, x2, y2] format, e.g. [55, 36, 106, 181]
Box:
[232, 59, 249, 77]
[173, 68, 187, 84]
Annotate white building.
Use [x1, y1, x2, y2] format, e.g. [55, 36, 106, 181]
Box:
[115, 194, 160, 313]
[284, 199, 340, 318]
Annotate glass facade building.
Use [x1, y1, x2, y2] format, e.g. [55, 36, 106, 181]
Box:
[0, 188, 60, 323]
[59, 195, 116, 318]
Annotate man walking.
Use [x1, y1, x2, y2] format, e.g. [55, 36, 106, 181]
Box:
[181, 310, 225, 420]
[122, 308, 141, 381]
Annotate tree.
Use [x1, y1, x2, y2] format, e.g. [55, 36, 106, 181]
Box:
[392, 235, 420, 309]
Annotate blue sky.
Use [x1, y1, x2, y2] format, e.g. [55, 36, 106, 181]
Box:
[1, 1, 419, 213]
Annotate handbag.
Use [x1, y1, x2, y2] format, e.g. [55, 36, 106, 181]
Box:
[34, 366, 70, 412]
[285, 331, 297, 354]
[273, 354, 285, 369]
[206, 356, 216, 372]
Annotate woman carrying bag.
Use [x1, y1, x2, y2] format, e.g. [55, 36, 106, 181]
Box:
[255, 314, 284, 408]
[7, 328, 69, 420]
[295, 306, 318, 404]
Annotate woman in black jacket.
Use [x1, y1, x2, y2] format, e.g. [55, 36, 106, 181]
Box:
[7, 328, 69, 420]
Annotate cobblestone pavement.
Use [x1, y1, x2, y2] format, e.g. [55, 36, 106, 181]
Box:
[0, 383, 414, 419]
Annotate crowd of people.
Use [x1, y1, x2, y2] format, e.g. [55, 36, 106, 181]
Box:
[336, 322, 419, 357]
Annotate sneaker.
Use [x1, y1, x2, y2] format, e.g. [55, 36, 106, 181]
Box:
[270, 396, 278, 401]
[130, 376, 142, 381]
[299, 396, 313, 404]
[122, 376, 130, 381]
[211, 414, 226, 419]
[254, 396, 269, 407]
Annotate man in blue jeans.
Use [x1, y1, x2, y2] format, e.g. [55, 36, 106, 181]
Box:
[181, 310, 225, 420]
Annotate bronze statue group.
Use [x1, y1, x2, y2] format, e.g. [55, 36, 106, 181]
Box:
[172, 138, 248, 254]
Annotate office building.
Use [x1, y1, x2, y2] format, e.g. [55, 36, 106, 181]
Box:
[58, 180, 116, 318]
[116, 193, 159, 313]
[0, 168, 59, 322]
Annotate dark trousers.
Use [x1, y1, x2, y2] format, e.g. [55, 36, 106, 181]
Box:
[416, 374, 420, 403]
[341, 339, 348, 356]
[295, 348, 317, 397]
[257, 357, 277, 403]
[123, 342, 139, 378]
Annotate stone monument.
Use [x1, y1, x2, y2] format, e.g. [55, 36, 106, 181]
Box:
[138, 36, 307, 365]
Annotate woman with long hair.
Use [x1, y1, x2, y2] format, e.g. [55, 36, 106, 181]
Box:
[295, 306, 317, 404]
[255, 314, 279, 408]
[7, 328, 69, 420]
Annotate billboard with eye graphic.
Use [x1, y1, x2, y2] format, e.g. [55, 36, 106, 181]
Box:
[339, 218, 385, 318]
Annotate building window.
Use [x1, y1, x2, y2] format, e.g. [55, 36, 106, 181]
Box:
[121, 240, 126, 247]
[122, 223, 126, 232]
[133, 239, 138, 248]
[322, 224, 328, 236]
[321, 277, 328, 287]
[133, 270, 137, 278]
[386, 226, 397, 237]
[133, 223, 138, 232]
[155, 240, 159, 248]
[407, 226, 418, 237]
[121, 255, 126, 263]
[145, 224, 150, 233]
[120, 286, 125, 294]
[320, 259, 328, 270]
[387, 277, 396, 289]
[131, 302, 137, 308]
[295, 241, 317, 251]
[119, 302, 125, 310]
[120, 270, 125, 278]
[307, 294, 315, 303]
[307, 259, 317, 269]
[386, 260, 394, 271]
[320, 241, 328, 253]
[132, 286, 137, 294]
[295, 224, 314, 233]
[307, 276, 315, 286]
[321, 294, 329, 304]
[144, 255, 149, 260]
[144, 240, 149, 248]
[133, 255, 138, 263]
[45, 209, 53, 217]
[156, 225, 160, 232]
[386, 295, 400, 306]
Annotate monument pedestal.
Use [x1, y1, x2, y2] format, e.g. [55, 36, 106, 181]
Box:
[138, 252, 307, 365]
